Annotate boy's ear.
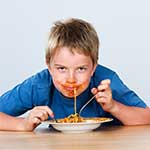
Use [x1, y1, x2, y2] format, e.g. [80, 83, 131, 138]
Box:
[46, 61, 52, 74]
[91, 64, 97, 76]
[47, 66, 52, 75]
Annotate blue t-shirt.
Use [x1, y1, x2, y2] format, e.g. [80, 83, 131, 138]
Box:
[0, 65, 147, 125]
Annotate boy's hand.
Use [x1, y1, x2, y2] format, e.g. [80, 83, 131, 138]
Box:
[91, 79, 115, 112]
[22, 106, 54, 131]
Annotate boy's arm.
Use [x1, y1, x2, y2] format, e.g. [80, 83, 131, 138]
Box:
[0, 112, 28, 131]
[0, 106, 54, 131]
[92, 79, 150, 125]
[109, 100, 150, 125]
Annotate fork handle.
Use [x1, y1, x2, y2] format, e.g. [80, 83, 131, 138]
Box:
[79, 95, 96, 115]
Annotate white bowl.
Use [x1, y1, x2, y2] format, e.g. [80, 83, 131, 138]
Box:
[45, 117, 113, 133]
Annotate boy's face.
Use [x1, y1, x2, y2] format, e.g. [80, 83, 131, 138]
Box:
[47, 47, 97, 98]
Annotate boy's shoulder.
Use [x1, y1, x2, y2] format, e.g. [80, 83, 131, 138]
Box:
[94, 64, 116, 78]
[92, 64, 117, 87]
[34, 69, 51, 80]
[26, 69, 52, 88]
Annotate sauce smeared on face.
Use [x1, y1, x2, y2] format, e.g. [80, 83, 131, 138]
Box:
[60, 81, 87, 98]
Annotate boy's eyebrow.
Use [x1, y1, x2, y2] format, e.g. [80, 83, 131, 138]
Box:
[54, 63, 89, 68]
[54, 64, 66, 67]
[76, 65, 88, 68]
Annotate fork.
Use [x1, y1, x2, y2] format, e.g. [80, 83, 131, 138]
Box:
[79, 95, 96, 116]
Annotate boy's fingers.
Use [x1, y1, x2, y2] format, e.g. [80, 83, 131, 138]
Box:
[43, 106, 54, 118]
[91, 88, 98, 94]
[97, 79, 111, 91]
[32, 106, 54, 119]
[97, 97, 106, 103]
[32, 117, 41, 125]
[100, 79, 111, 85]
[98, 84, 109, 91]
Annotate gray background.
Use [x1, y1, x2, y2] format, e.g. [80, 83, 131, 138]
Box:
[0, 0, 150, 106]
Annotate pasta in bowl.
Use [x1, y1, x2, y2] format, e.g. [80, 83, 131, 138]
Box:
[44, 114, 113, 133]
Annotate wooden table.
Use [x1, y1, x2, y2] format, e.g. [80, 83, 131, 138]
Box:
[0, 124, 150, 150]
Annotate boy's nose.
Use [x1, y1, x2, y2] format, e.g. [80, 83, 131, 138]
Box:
[67, 71, 76, 83]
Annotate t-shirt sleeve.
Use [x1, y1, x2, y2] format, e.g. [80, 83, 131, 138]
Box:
[0, 77, 36, 116]
[111, 73, 147, 108]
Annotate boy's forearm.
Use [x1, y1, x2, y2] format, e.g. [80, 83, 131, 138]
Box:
[0, 112, 34, 131]
[0, 112, 23, 131]
[109, 100, 150, 125]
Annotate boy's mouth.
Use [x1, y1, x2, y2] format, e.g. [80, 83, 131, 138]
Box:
[63, 85, 78, 91]
[62, 83, 80, 92]
[65, 87, 75, 91]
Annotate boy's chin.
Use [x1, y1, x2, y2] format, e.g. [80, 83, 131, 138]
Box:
[62, 92, 76, 98]
[61, 91, 80, 98]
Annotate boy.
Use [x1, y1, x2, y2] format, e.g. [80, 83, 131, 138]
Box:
[0, 18, 150, 131]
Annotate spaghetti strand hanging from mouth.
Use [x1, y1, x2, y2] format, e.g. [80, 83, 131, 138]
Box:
[74, 88, 77, 114]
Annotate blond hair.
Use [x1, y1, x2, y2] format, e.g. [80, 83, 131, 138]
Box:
[46, 18, 99, 65]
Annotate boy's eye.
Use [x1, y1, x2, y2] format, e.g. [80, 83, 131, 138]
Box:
[57, 67, 66, 72]
[77, 67, 87, 72]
